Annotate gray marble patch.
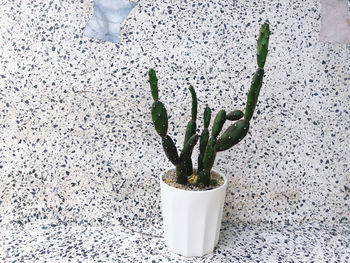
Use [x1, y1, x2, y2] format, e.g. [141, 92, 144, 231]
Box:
[320, 0, 350, 43]
[84, 0, 138, 42]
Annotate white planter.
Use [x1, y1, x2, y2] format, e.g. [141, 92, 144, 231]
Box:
[160, 169, 228, 257]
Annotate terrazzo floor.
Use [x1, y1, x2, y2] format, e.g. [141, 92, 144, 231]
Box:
[1, 221, 349, 262]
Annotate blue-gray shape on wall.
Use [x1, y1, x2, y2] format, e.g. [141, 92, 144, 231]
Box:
[84, 0, 137, 43]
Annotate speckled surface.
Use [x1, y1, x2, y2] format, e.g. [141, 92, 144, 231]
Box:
[1, 221, 349, 262]
[83, 0, 138, 42]
[0, 0, 350, 260]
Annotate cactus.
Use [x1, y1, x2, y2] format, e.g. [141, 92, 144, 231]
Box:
[149, 69, 199, 185]
[215, 120, 250, 152]
[226, 110, 244, 121]
[149, 23, 270, 188]
[162, 135, 180, 165]
[198, 105, 211, 173]
[198, 23, 270, 187]
[244, 68, 264, 122]
[151, 101, 168, 137]
[183, 86, 198, 177]
[149, 69, 159, 101]
[257, 23, 270, 69]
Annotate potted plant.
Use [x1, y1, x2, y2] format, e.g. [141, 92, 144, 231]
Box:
[148, 23, 270, 257]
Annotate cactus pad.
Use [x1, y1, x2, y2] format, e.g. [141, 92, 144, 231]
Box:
[215, 120, 250, 152]
[211, 110, 226, 138]
[244, 68, 264, 122]
[189, 85, 197, 121]
[257, 23, 270, 69]
[204, 105, 211, 129]
[180, 134, 199, 161]
[162, 135, 180, 165]
[184, 121, 196, 145]
[226, 110, 244, 121]
[148, 69, 159, 101]
[198, 128, 209, 173]
[151, 100, 168, 137]
[203, 137, 217, 171]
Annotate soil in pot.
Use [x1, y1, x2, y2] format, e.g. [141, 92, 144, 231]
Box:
[162, 169, 225, 191]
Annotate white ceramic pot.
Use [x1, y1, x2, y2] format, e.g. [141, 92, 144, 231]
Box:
[160, 168, 228, 257]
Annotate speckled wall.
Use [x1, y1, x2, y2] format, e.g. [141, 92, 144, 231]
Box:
[0, 0, 349, 236]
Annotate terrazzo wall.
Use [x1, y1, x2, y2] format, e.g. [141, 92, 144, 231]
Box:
[0, 0, 349, 236]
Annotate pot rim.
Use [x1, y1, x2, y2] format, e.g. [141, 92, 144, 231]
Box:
[160, 167, 228, 194]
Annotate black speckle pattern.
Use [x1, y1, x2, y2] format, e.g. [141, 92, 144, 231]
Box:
[0, 221, 349, 261]
[0, 0, 349, 258]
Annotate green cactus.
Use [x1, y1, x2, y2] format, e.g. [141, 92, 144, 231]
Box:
[151, 101, 168, 137]
[149, 69, 159, 101]
[198, 105, 211, 173]
[211, 110, 226, 138]
[226, 110, 244, 121]
[197, 169, 210, 187]
[198, 137, 217, 186]
[180, 134, 199, 162]
[176, 162, 188, 185]
[149, 23, 271, 188]
[183, 86, 198, 177]
[203, 105, 211, 129]
[189, 85, 197, 121]
[215, 120, 250, 152]
[149, 69, 200, 185]
[198, 23, 270, 187]
[198, 128, 209, 173]
[162, 135, 180, 165]
[257, 23, 270, 69]
[244, 68, 264, 122]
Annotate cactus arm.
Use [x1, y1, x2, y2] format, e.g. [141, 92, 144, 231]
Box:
[211, 110, 226, 138]
[181, 86, 198, 177]
[184, 121, 196, 145]
[198, 105, 211, 174]
[215, 120, 250, 152]
[177, 134, 199, 184]
[176, 162, 188, 185]
[257, 23, 270, 69]
[199, 130, 210, 154]
[198, 128, 209, 173]
[162, 135, 180, 166]
[244, 68, 264, 122]
[184, 86, 198, 144]
[226, 110, 244, 121]
[203, 137, 217, 172]
[148, 69, 159, 101]
[180, 134, 199, 162]
[203, 105, 211, 129]
[151, 101, 168, 137]
[197, 169, 210, 187]
[189, 85, 197, 121]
